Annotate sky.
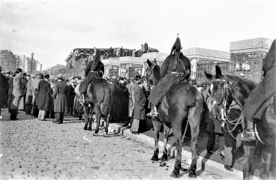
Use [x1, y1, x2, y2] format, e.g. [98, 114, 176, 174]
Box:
[1, 0, 276, 70]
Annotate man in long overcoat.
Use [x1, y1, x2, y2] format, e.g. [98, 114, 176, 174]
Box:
[37, 74, 53, 121]
[10, 69, 26, 120]
[67, 79, 76, 115]
[7, 73, 14, 112]
[25, 74, 35, 114]
[31, 74, 43, 117]
[53, 75, 68, 124]
[18, 73, 27, 111]
[130, 76, 146, 134]
[0, 67, 8, 119]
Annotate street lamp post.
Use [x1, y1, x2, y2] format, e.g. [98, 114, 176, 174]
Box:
[31, 53, 34, 74]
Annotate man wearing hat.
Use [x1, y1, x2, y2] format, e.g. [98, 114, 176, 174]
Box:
[147, 35, 191, 116]
[10, 68, 26, 120]
[53, 74, 68, 124]
[242, 39, 276, 141]
[25, 74, 36, 114]
[67, 78, 76, 116]
[31, 73, 43, 117]
[79, 48, 104, 102]
[130, 75, 147, 134]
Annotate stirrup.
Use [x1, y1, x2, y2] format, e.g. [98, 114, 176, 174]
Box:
[147, 111, 158, 117]
[241, 129, 256, 141]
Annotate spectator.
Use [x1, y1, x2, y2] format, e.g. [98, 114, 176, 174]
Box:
[53, 74, 68, 124]
[10, 68, 26, 120]
[18, 72, 27, 111]
[7, 73, 15, 113]
[130, 75, 146, 134]
[0, 66, 8, 119]
[25, 74, 35, 115]
[67, 79, 76, 115]
[31, 74, 43, 117]
[37, 74, 53, 121]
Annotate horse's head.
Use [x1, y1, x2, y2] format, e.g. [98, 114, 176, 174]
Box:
[204, 66, 234, 126]
[145, 59, 161, 87]
[91, 48, 101, 61]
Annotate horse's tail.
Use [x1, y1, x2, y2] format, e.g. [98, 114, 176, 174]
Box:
[100, 81, 112, 116]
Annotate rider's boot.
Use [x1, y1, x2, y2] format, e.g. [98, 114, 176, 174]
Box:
[241, 120, 256, 141]
[147, 105, 159, 117]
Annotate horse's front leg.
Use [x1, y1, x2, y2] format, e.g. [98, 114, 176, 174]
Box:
[243, 142, 255, 180]
[83, 105, 90, 130]
[161, 125, 170, 162]
[260, 144, 273, 180]
[151, 118, 162, 161]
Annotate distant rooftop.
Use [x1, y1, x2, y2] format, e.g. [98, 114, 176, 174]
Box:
[183, 47, 230, 61]
[230, 37, 273, 52]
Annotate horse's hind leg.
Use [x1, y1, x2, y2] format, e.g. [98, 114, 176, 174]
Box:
[87, 110, 93, 131]
[187, 99, 203, 178]
[151, 118, 162, 161]
[93, 105, 101, 135]
[83, 105, 90, 130]
[170, 119, 185, 178]
[104, 113, 110, 137]
[161, 125, 170, 162]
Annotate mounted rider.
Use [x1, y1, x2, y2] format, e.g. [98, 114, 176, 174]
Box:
[79, 47, 104, 102]
[147, 35, 191, 116]
[242, 39, 276, 141]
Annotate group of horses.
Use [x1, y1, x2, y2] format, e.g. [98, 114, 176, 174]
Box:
[78, 50, 275, 179]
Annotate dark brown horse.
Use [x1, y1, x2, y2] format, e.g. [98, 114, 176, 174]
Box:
[76, 50, 112, 136]
[145, 59, 204, 178]
[205, 66, 276, 180]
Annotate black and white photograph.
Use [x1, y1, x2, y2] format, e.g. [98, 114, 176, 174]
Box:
[1, 0, 276, 179]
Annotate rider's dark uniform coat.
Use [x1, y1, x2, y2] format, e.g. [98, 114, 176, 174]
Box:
[244, 39, 276, 121]
[148, 52, 191, 106]
[79, 57, 104, 94]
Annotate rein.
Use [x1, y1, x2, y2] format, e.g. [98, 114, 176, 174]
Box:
[211, 79, 245, 140]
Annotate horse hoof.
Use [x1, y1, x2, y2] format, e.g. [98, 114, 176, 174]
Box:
[93, 132, 98, 136]
[170, 170, 180, 178]
[84, 127, 87, 130]
[188, 170, 197, 178]
[87, 127, 92, 131]
[151, 155, 159, 161]
[161, 154, 168, 162]
[103, 133, 108, 137]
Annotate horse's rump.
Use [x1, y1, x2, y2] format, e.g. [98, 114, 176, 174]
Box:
[167, 82, 198, 107]
[87, 78, 112, 116]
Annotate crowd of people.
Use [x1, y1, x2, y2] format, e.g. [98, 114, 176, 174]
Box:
[0, 66, 152, 133]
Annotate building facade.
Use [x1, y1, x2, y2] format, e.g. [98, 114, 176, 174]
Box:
[1, 50, 41, 74]
[229, 37, 273, 83]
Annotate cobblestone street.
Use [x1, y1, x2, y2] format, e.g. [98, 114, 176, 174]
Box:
[0, 110, 224, 180]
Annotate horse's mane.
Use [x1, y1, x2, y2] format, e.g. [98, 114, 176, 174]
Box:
[223, 73, 258, 106]
[224, 73, 258, 91]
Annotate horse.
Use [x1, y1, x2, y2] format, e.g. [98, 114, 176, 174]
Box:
[145, 59, 204, 178]
[204, 65, 276, 180]
[76, 52, 112, 136]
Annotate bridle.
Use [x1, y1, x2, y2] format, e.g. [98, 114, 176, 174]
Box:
[209, 79, 244, 140]
[146, 63, 157, 88]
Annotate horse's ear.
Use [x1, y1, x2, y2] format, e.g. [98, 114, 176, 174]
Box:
[153, 59, 157, 64]
[204, 70, 213, 80]
[147, 59, 152, 66]
[215, 65, 223, 79]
